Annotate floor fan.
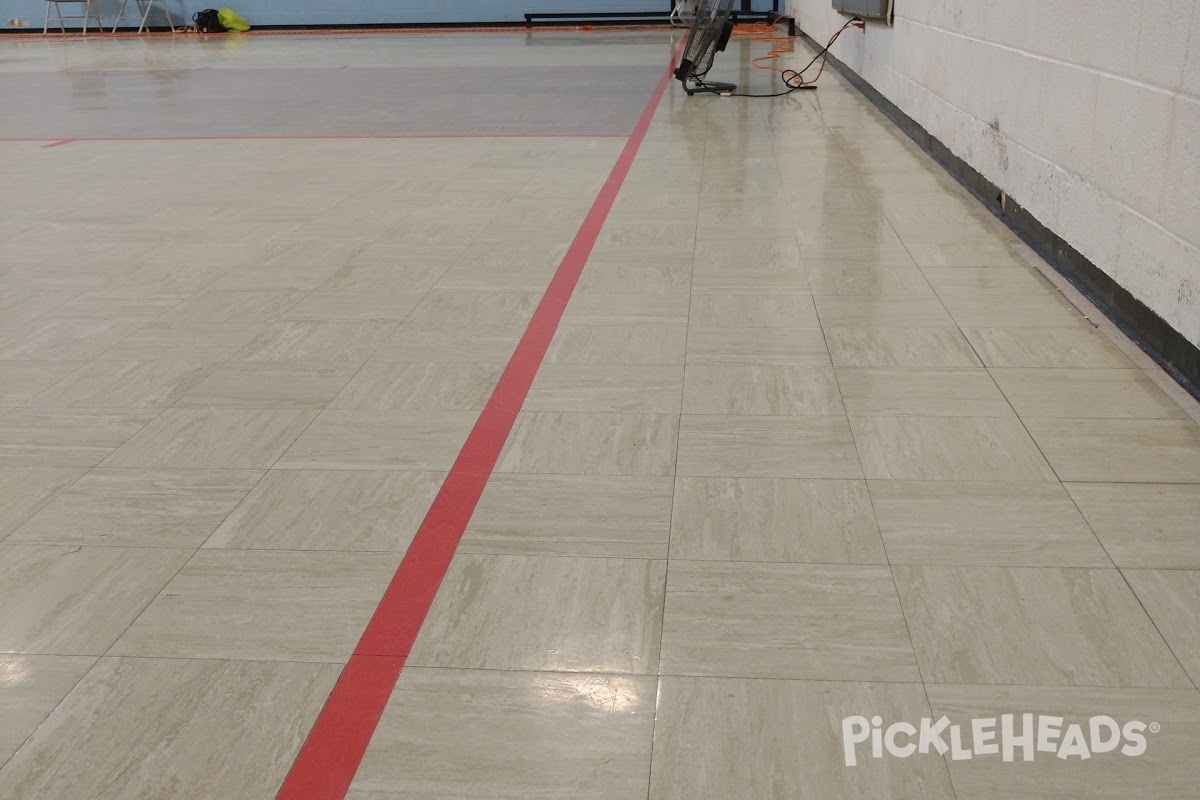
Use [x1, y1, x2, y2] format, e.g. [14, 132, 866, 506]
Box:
[673, 0, 736, 96]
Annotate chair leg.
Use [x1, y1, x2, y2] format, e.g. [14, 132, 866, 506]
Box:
[157, 0, 173, 31]
[43, 1, 51, 35]
[138, 0, 153, 33]
[112, 0, 127, 32]
[55, 1, 67, 34]
[81, 0, 90, 34]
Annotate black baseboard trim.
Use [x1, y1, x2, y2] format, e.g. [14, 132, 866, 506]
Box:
[796, 28, 1200, 401]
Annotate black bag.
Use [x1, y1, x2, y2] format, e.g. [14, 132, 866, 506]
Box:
[193, 9, 225, 32]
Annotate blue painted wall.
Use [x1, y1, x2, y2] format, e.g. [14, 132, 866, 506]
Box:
[8, 0, 775, 30]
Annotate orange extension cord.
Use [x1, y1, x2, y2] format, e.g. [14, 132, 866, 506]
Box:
[732, 17, 861, 89]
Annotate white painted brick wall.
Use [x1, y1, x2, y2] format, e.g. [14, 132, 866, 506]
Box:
[789, 0, 1200, 348]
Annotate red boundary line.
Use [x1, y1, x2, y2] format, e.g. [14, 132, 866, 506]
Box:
[272, 44, 681, 800]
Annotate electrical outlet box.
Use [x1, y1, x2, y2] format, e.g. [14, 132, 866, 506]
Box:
[832, 0, 891, 21]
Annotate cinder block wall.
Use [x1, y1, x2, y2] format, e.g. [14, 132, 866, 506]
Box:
[790, 0, 1200, 348]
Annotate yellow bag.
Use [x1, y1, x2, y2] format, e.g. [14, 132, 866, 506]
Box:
[217, 7, 250, 31]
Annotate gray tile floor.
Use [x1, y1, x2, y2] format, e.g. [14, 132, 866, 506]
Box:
[1, 28, 1198, 800]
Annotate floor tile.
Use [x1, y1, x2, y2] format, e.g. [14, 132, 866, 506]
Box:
[348, 669, 656, 800]
[562, 293, 691, 326]
[497, 412, 678, 476]
[682, 365, 843, 415]
[0, 361, 85, 406]
[0, 544, 190, 655]
[826, 327, 983, 367]
[850, 415, 1056, 480]
[796, 242, 918, 269]
[870, 480, 1111, 566]
[670, 477, 885, 563]
[0, 410, 158, 467]
[320, 260, 450, 293]
[838, 367, 1013, 416]
[691, 263, 809, 295]
[546, 325, 687, 365]
[405, 290, 542, 327]
[893, 565, 1192, 686]
[592, 222, 695, 258]
[153, 290, 304, 327]
[329, 361, 501, 410]
[922, 266, 1055, 294]
[650, 677, 955, 800]
[276, 409, 474, 470]
[990, 368, 1186, 419]
[36, 293, 186, 324]
[685, 327, 831, 366]
[0, 657, 340, 800]
[689, 293, 819, 328]
[255, 239, 368, 270]
[102, 408, 316, 469]
[408, 554, 665, 673]
[1023, 417, 1200, 482]
[962, 326, 1134, 368]
[97, 324, 266, 361]
[941, 292, 1088, 327]
[805, 264, 933, 296]
[111, 550, 398, 661]
[460, 474, 672, 558]
[524, 364, 683, 413]
[434, 261, 559, 293]
[235, 321, 396, 362]
[0, 290, 78, 327]
[206, 469, 443, 551]
[815, 296, 955, 327]
[280, 291, 425, 322]
[676, 415, 862, 478]
[0, 467, 86, 539]
[10, 469, 260, 548]
[0, 318, 145, 361]
[925, 684, 1200, 800]
[660, 561, 919, 680]
[26, 359, 220, 409]
[1065, 482, 1200, 568]
[207, 262, 342, 292]
[1123, 569, 1200, 685]
[575, 259, 692, 294]
[371, 324, 521, 364]
[903, 240, 1029, 267]
[0, 654, 94, 764]
[455, 240, 570, 272]
[174, 362, 360, 409]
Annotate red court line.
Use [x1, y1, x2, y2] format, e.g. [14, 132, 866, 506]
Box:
[273, 45, 681, 800]
[3, 133, 627, 144]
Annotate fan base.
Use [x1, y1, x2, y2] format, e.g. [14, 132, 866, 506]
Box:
[685, 80, 737, 96]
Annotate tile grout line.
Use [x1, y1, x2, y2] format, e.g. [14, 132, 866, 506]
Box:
[810, 108, 965, 800]
[645, 96, 706, 800]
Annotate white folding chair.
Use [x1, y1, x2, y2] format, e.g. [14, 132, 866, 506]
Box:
[43, 0, 103, 35]
[112, 0, 173, 33]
